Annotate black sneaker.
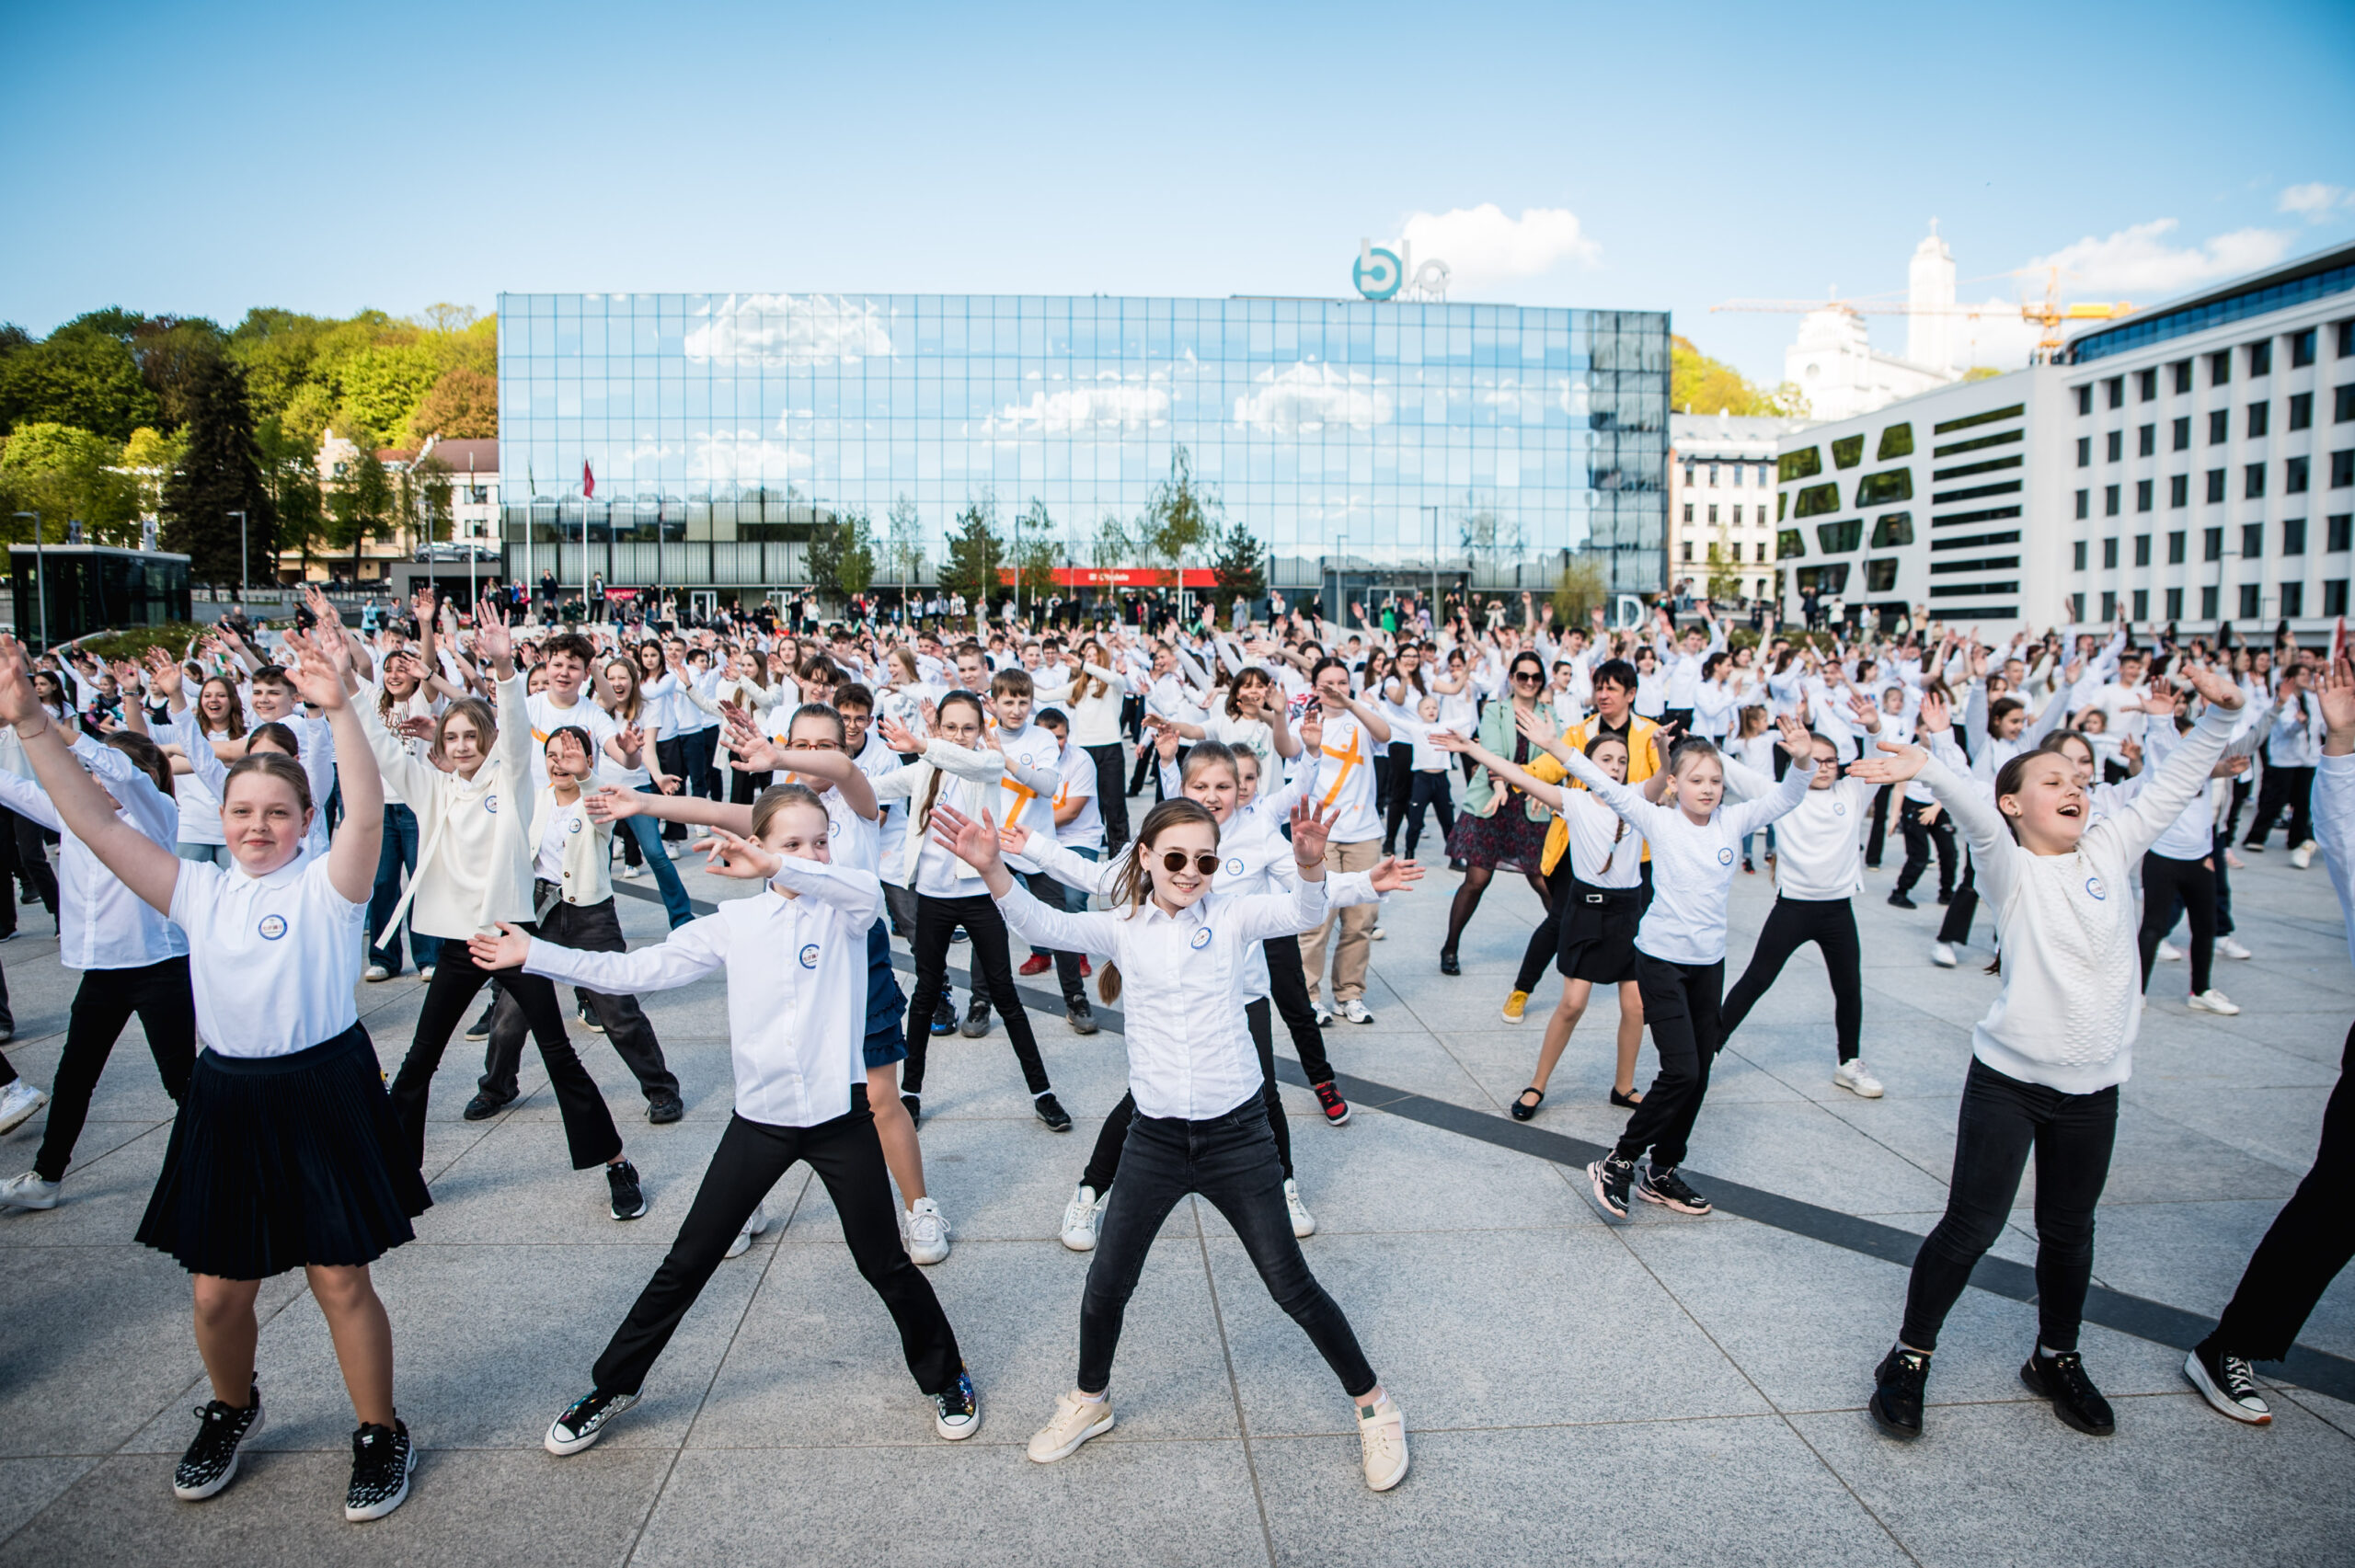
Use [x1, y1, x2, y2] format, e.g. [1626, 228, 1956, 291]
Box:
[462, 1004, 498, 1043]
[1870, 1346, 1929, 1440]
[1887, 890, 1917, 910]
[1636, 1164, 1713, 1215]
[646, 1092, 684, 1125]
[2183, 1342, 2273, 1425]
[577, 1003, 607, 1035]
[901, 1091, 922, 1125]
[343, 1419, 414, 1522]
[931, 1366, 982, 1440]
[607, 1159, 648, 1220]
[1585, 1155, 1633, 1220]
[1312, 1081, 1351, 1126]
[1439, 949, 1461, 976]
[1033, 1092, 1073, 1132]
[929, 999, 958, 1036]
[173, 1383, 263, 1501]
[959, 998, 993, 1038]
[462, 1088, 517, 1122]
[1935, 889, 1952, 906]
[1065, 1000, 1099, 1036]
[545, 1388, 638, 1455]
[2021, 1348, 2115, 1436]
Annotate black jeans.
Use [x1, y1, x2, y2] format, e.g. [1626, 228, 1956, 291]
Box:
[1079, 1103, 1373, 1397]
[1512, 854, 1581, 996]
[33, 958, 197, 1182]
[1936, 853, 1980, 945]
[1379, 742, 1416, 846]
[479, 894, 679, 1104]
[1719, 897, 1861, 1062]
[1086, 741, 1132, 853]
[2137, 851, 2217, 996]
[1895, 798, 1957, 900]
[0, 807, 57, 935]
[1024, 869, 1087, 1008]
[1082, 996, 1293, 1190]
[1261, 933, 1333, 1085]
[1864, 784, 1894, 868]
[391, 932, 624, 1171]
[902, 891, 1051, 1097]
[1614, 952, 1725, 1170]
[1396, 771, 1456, 861]
[592, 1093, 961, 1398]
[1901, 1057, 2117, 1354]
[728, 766, 774, 807]
[2204, 1018, 2355, 1362]
[2246, 762, 2315, 849]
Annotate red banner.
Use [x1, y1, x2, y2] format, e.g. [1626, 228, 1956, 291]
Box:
[997, 567, 1219, 589]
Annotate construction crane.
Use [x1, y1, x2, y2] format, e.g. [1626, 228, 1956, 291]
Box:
[1712, 269, 2132, 363]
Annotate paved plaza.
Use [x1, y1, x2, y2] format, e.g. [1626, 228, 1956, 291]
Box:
[0, 838, 2350, 1566]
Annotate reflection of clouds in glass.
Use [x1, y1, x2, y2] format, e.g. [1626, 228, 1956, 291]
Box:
[1556, 378, 1591, 418]
[983, 381, 1170, 436]
[691, 429, 811, 480]
[685, 293, 894, 366]
[1233, 364, 1393, 436]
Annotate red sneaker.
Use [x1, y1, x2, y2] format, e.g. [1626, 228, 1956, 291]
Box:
[1018, 954, 1051, 977]
[1080, 957, 1093, 978]
[1312, 1081, 1351, 1127]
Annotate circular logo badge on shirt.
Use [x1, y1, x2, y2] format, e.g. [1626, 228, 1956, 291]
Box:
[1833, 800, 1848, 815]
[568, 817, 584, 834]
[485, 795, 499, 814]
[2085, 876, 2107, 901]
[798, 943, 821, 968]
[1717, 846, 1735, 866]
[1226, 856, 1245, 876]
[257, 914, 288, 941]
[1190, 927, 1213, 949]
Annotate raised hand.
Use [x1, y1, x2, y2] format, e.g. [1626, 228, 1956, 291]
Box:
[1511, 703, 1558, 748]
[1775, 712, 1814, 761]
[2178, 659, 2246, 711]
[281, 627, 350, 710]
[144, 647, 184, 701]
[395, 715, 438, 742]
[466, 921, 534, 970]
[1845, 738, 1929, 785]
[879, 712, 920, 753]
[1368, 855, 1424, 893]
[1917, 689, 1951, 736]
[699, 825, 784, 882]
[471, 596, 514, 667]
[2320, 657, 2355, 750]
[582, 785, 641, 821]
[1289, 796, 1334, 867]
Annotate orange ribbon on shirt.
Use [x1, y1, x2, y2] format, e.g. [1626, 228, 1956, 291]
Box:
[1319, 727, 1366, 807]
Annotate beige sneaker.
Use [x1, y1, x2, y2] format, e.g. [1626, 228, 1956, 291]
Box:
[1357, 1392, 1408, 1491]
[1026, 1391, 1114, 1463]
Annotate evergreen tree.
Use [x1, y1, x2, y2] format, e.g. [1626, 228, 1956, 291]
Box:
[1209, 515, 1267, 606]
[806, 509, 877, 603]
[161, 353, 275, 586]
[938, 495, 1005, 611]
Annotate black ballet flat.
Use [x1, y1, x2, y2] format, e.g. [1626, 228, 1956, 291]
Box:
[1440, 950, 1462, 976]
[1610, 1088, 1644, 1109]
[1510, 1087, 1544, 1122]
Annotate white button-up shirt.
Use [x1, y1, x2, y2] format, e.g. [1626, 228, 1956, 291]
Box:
[524, 857, 880, 1128]
[994, 872, 1328, 1120]
[0, 736, 187, 970]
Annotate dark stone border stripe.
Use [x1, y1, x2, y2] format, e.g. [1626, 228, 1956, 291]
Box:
[615, 881, 2354, 1403]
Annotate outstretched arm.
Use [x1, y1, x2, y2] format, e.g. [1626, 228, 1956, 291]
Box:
[0, 636, 179, 913]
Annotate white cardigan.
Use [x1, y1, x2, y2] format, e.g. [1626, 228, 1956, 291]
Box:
[529, 785, 615, 907]
[367, 672, 537, 942]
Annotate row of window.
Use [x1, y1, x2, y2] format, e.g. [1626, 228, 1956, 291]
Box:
[1679, 503, 1766, 525]
[2077, 389, 2351, 465]
[1777, 418, 1928, 485]
[2075, 452, 2355, 515]
[2074, 324, 2351, 413]
[2073, 515, 2355, 569]
[2079, 583, 2347, 621]
[1679, 538, 1770, 563]
[1675, 462, 1771, 488]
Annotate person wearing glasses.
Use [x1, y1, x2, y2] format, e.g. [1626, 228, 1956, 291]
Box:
[1439, 649, 1562, 978]
[928, 793, 1410, 1494]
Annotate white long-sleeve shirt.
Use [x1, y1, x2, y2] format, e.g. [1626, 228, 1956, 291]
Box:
[365, 673, 537, 942]
[993, 871, 1329, 1120]
[1726, 763, 1874, 902]
[525, 858, 880, 1127]
[0, 736, 188, 970]
[1917, 702, 2236, 1094]
[2315, 750, 2355, 969]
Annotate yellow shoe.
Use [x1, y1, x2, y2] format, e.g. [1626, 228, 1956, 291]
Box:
[1500, 990, 1530, 1024]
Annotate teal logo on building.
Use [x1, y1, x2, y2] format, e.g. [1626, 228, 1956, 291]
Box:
[1353, 244, 1404, 302]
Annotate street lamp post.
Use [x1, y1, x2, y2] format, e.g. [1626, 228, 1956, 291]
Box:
[1424, 504, 1442, 632]
[226, 509, 247, 605]
[10, 511, 42, 650]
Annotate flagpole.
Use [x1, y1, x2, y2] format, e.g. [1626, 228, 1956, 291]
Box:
[581, 458, 592, 625]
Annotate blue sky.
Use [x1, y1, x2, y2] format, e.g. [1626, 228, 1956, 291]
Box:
[4, 0, 2350, 383]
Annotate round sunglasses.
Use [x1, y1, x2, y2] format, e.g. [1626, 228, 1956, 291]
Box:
[1155, 850, 1222, 876]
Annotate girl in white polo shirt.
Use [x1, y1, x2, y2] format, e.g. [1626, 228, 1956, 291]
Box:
[472, 784, 980, 1457]
[0, 612, 428, 1524]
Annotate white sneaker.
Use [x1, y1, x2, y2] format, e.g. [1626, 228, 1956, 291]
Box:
[362, 963, 392, 982]
[905, 1196, 951, 1265]
[2188, 989, 2242, 1015]
[418, 966, 435, 981]
[1356, 1393, 1409, 1492]
[2216, 935, 2253, 960]
[1060, 1184, 1103, 1252]
[1832, 1059, 1885, 1099]
[1026, 1391, 1115, 1463]
[1930, 942, 1958, 968]
[1368, 925, 1386, 942]
[2157, 940, 2184, 963]
[0, 1169, 61, 1209]
[724, 1201, 773, 1260]
[617, 864, 644, 881]
[2292, 845, 2314, 870]
[1284, 1178, 1316, 1238]
[1336, 999, 1374, 1024]
[1312, 1004, 1333, 1028]
[0, 1082, 48, 1136]
[664, 842, 684, 861]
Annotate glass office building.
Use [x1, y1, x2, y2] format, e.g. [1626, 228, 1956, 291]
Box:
[497, 292, 1669, 600]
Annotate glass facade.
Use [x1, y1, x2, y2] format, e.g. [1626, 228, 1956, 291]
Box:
[497, 292, 1669, 594]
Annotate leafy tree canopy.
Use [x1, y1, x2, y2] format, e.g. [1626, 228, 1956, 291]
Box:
[1671, 335, 1808, 418]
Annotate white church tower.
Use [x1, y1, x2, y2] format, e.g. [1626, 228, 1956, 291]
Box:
[1907, 220, 1957, 373]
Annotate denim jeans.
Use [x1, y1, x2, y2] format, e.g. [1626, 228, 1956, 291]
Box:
[623, 784, 695, 929]
[366, 804, 439, 973]
[1079, 1102, 1374, 1398]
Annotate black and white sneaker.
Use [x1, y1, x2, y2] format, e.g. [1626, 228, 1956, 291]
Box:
[462, 1003, 498, 1042]
[1033, 1092, 1073, 1132]
[932, 1366, 982, 1440]
[545, 1388, 638, 1455]
[2021, 1348, 2116, 1436]
[577, 1003, 607, 1035]
[1636, 1164, 1713, 1216]
[901, 1090, 922, 1126]
[607, 1159, 648, 1220]
[1066, 1000, 1099, 1036]
[343, 1420, 414, 1521]
[2183, 1344, 2272, 1425]
[173, 1384, 263, 1501]
[959, 998, 993, 1038]
[1585, 1156, 1634, 1220]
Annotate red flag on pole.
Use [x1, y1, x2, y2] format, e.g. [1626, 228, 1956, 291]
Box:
[581, 460, 595, 499]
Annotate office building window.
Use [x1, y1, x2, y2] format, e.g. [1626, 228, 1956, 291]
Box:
[2165, 586, 2184, 619]
[2074, 384, 2093, 416]
[2337, 451, 2355, 487]
[2170, 474, 2189, 508]
[2333, 514, 2353, 553]
[2106, 429, 2123, 463]
[2167, 530, 2187, 564]
[1707, 504, 1718, 524]
[1870, 512, 1913, 548]
[2288, 456, 2310, 495]
[2244, 521, 2265, 559]
[2133, 534, 2152, 567]
[2137, 368, 2158, 402]
[1878, 423, 1914, 460]
[2249, 340, 2273, 376]
[2210, 408, 2230, 443]
[2172, 416, 2190, 451]
[2290, 392, 2314, 431]
[2211, 350, 2232, 386]
[2340, 320, 2355, 357]
[2132, 589, 2149, 620]
[2205, 525, 2224, 561]
[2201, 585, 2221, 618]
[2281, 581, 2303, 617]
[2076, 436, 2091, 467]
[2075, 488, 2090, 519]
[2138, 424, 2156, 457]
[2248, 401, 2270, 439]
[1682, 503, 1693, 522]
[2338, 384, 2354, 422]
[1865, 558, 1899, 592]
[1830, 437, 1863, 470]
[2136, 479, 2154, 512]
[2105, 485, 2121, 516]
[2105, 376, 2124, 409]
[1708, 464, 1721, 486]
[2071, 592, 2085, 623]
[2329, 580, 2351, 617]
[2100, 590, 2117, 622]
[2207, 468, 2227, 503]
[2292, 328, 2317, 368]
[2073, 540, 2088, 571]
[2246, 464, 2267, 499]
[2284, 516, 2307, 555]
[1681, 540, 1693, 562]
[2241, 583, 2262, 618]
[2102, 537, 2120, 568]
[2170, 360, 2192, 395]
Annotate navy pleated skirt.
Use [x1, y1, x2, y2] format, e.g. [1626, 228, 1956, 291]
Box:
[136, 1024, 432, 1280]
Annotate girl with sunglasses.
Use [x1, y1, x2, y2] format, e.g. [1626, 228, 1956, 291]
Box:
[929, 793, 1410, 1494]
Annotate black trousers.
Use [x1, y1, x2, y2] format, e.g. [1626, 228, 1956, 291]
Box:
[1379, 742, 1415, 841]
[1395, 772, 1456, 860]
[1126, 737, 1158, 797]
[1894, 798, 1957, 899]
[1936, 853, 1980, 944]
[1901, 1058, 2117, 1354]
[728, 766, 774, 807]
[1023, 869, 1087, 1008]
[1719, 897, 1862, 1062]
[592, 1094, 961, 1398]
[479, 895, 679, 1104]
[391, 932, 624, 1171]
[653, 738, 691, 841]
[1079, 1103, 1373, 1397]
[32, 957, 197, 1182]
[2204, 1019, 2355, 1362]
[2137, 851, 2217, 996]
[1082, 996, 1293, 1190]
[0, 807, 57, 935]
[1614, 952, 1725, 1170]
[1086, 741, 1132, 853]
[2246, 763, 2315, 848]
[902, 891, 1051, 1097]
[1863, 784, 1894, 868]
[1261, 933, 1333, 1085]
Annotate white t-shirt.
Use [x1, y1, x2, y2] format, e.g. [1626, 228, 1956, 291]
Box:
[1052, 740, 1103, 851]
[169, 853, 364, 1058]
[1304, 708, 1383, 843]
[535, 794, 589, 883]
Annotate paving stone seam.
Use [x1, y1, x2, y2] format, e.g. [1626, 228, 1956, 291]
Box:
[1185, 1196, 1279, 1568]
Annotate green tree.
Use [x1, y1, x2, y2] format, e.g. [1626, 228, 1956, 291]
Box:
[1209, 515, 1267, 607]
[0, 422, 141, 546]
[129, 316, 232, 425]
[161, 354, 276, 587]
[807, 509, 878, 601]
[882, 495, 925, 601]
[0, 328, 160, 440]
[339, 344, 441, 445]
[257, 418, 325, 578]
[1012, 499, 1058, 607]
[1091, 512, 1132, 572]
[407, 365, 498, 440]
[1705, 532, 1741, 601]
[1671, 335, 1809, 418]
[938, 494, 1005, 611]
[1142, 445, 1217, 588]
[1551, 553, 1609, 626]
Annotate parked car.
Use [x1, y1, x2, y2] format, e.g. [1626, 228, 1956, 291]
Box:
[415, 541, 502, 563]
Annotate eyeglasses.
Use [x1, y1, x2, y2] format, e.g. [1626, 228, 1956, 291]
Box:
[1512, 670, 1545, 684]
[1156, 850, 1222, 876]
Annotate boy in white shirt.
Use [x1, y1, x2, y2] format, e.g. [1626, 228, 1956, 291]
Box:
[1295, 658, 1394, 1024]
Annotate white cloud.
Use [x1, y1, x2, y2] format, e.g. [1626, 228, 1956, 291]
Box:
[982, 380, 1169, 437]
[1395, 204, 1599, 290]
[2024, 219, 2292, 300]
[684, 292, 895, 366]
[1233, 364, 1393, 436]
[689, 429, 810, 481]
[2280, 182, 2354, 221]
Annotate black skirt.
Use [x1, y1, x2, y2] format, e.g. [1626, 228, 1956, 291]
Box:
[1557, 883, 1642, 985]
[137, 1024, 431, 1280]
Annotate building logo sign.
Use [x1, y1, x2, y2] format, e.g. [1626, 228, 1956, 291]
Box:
[1354, 239, 1452, 303]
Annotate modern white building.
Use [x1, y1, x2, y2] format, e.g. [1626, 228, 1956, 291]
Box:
[1782, 227, 1964, 422]
[1667, 412, 1813, 604]
[1773, 238, 2355, 637]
